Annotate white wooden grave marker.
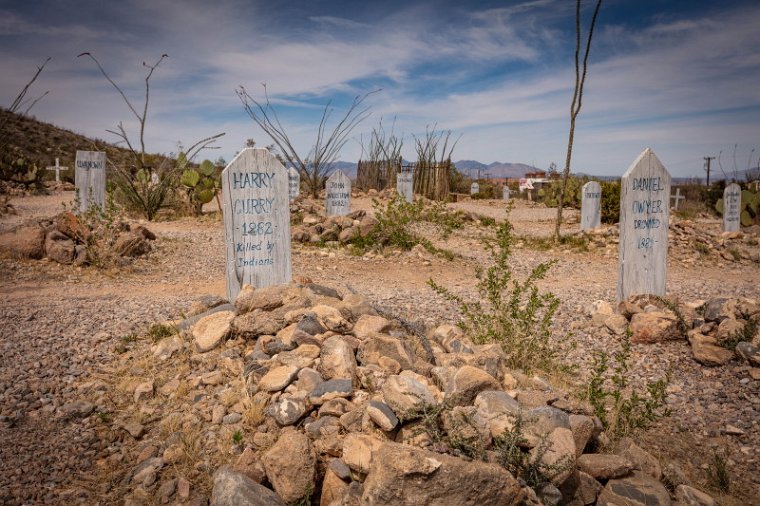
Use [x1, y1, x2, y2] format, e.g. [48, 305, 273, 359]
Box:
[325, 170, 351, 216]
[502, 185, 510, 201]
[670, 188, 685, 210]
[288, 167, 300, 202]
[46, 158, 68, 182]
[397, 168, 414, 203]
[74, 150, 106, 212]
[580, 181, 602, 231]
[723, 183, 741, 232]
[222, 148, 291, 301]
[470, 182, 480, 195]
[617, 148, 671, 302]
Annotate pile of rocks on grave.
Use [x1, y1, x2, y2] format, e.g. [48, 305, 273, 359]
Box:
[577, 220, 760, 264]
[0, 210, 155, 265]
[119, 282, 720, 506]
[588, 295, 760, 370]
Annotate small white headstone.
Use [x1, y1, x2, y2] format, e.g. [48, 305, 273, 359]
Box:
[288, 167, 300, 202]
[470, 182, 480, 195]
[580, 181, 602, 231]
[150, 171, 159, 186]
[397, 169, 414, 203]
[617, 148, 671, 302]
[502, 185, 510, 201]
[46, 158, 68, 183]
[74, 150, 106, 212]
[325, 170, 351, 216]
[670, 188, 685, 210]
[723, 183, 741, 232]
[221, 148, 292, 302]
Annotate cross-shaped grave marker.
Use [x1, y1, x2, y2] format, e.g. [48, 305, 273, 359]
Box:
[46, 158, 68, 183]
[670, 187, 685, 210]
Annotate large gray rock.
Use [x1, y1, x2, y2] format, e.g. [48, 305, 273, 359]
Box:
[45, 229, 75, 264]
[630, 312, 682, 344]
[474, 390, 521, 438]
[445, 365, 500, 405]
[234, 284, 287, 314]
[382, 375, 436, 417]
[320, 335, 357, 380]
[262, 430, 316, 504]
[210, 466, 284, 506]
[361, 441, 523, 505]
[675, 484, 716, 506]
[193, 310, 235, 353]
[597, 470, 671, 506]
[576, 453, 633, 480]
[359, 334, 416, 371]
[735, 341, 760, 366]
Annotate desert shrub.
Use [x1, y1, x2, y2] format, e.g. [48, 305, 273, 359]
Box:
[428, 215, 566, 374]
[350, 194, 461, 258]
[112, 160, 176, 221]
[600, 180, 620, 224]
[706, 448, 731, 492]
[543, 175, 589, 209]
[583, 332, 670, 439]
[69, 193, 126, 268]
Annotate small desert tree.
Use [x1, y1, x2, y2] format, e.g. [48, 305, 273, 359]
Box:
[554, 0, 603, 241]
[237, 84, 377, 197]
[78, 52, 224, 220]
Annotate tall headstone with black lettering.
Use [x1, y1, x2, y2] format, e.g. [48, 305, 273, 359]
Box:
[617, 148, 671, 302]
[502, 185, 510, 201]
[581, 181, 602, 231]
[288, 167, 300, 202]
[397, 169, 413, 203]
[74, 150, 106, 212]
[222, 148, 291, 301]
[471, 182, 479, 196]
[325, 170, 351, 216]
[723, 183, 741, 232]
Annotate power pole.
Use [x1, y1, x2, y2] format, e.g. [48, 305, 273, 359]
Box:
[704, 156, 715, 186]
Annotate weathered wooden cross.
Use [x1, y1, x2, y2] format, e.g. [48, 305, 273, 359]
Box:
[670, 187, 685, 210]
[46, 158, 68, 182]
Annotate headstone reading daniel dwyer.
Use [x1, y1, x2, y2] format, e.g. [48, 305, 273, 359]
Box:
[723, 183, 741, 233]
[470, 182, 480, 196]
[74, 150, 106, 212]
[397, 168, 413, 203]
[617, 148, 671, 302]
[580, 181, 602, 231]
[288, 167, 300, 202]
[222, 148, 291, 302]
[325, 170, 351, 216]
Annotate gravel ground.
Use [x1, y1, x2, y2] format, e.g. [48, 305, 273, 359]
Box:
[0, 191, 758, 504]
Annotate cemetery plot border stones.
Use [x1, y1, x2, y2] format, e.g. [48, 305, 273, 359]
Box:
[74, 150, 106, 212]
[222, 148, 292, 301]
[581, 181, 601, 231]
[723, 183, 741, 233]
[617, 148, 671, 302]
[325, 170, 351, 216]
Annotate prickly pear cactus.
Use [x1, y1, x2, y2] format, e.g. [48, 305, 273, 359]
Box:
[178, 155, 219, 215]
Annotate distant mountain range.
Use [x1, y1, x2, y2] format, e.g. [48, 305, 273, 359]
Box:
[321, 160, 542, 179]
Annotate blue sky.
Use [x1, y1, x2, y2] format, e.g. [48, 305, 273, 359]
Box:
[1, 0, 759, 178]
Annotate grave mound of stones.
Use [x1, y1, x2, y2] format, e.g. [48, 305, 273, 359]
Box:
[0, 210, 155, 265]
[573, 220, 760, 264]
[97, 281, 725, 505]
[589, 295, 760, 368]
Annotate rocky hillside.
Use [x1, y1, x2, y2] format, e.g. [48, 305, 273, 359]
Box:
[0, 108, 171, 184]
